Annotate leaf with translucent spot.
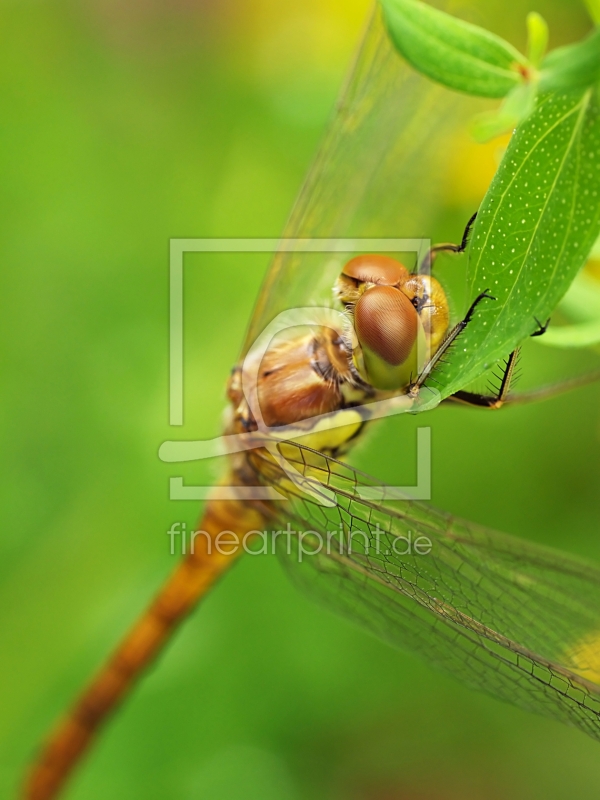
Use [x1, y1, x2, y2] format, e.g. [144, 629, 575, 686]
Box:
[432, 89, 600, 399]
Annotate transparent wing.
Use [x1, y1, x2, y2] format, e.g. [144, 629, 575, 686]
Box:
[252, 443, 600, 740]
[242, 6, 486, 356]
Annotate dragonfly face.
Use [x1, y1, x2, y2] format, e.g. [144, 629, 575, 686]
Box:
[336, 254, 450, 390]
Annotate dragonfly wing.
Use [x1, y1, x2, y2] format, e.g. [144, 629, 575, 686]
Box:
[253, 443, 600, 740]
[243, 8, 484, 355]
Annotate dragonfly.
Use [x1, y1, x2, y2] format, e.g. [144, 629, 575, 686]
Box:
[25, 8, 600, 800]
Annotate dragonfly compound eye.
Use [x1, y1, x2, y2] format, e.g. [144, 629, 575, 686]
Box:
[353, 285, 421, 390]
[336, 255, 409, 304]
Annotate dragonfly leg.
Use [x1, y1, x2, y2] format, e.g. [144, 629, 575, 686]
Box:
[448, 349, 520, 409]
[418, 211, 477, 274]
[447, 317, 551, 409]
[408, 289, 496, 398]
[531, 316, 551, 337]
[447, 317, 600, 410]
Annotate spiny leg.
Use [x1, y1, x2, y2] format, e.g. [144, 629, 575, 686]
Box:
[448, 317, 552, 409]
[449, 349, 520, 409]
[419, 211, 478, 274]
[408, 289, 496, 398]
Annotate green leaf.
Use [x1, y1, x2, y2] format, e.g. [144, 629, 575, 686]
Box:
[526, 12, 549, 69]
[380, 0, 529, 98]
[535, 268, 600, 348]
[471, 82, 536, 142]
[584, 0, 600, 25]
[555, 268, 600, 324]
[539, 28, 600, 92]
[431, 90, 600, 398]
[535, 319, 600, 347]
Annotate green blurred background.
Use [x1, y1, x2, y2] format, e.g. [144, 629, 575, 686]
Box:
[2, 1, 600, 798]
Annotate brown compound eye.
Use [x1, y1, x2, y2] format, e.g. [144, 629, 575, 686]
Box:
[342, 255, 409, 287]
[354, 285, 418, 367]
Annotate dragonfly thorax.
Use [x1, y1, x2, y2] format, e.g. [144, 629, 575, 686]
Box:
[228, 326, 372, 434]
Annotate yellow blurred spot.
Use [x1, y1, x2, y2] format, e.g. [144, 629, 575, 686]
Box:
[585, 258, 600, 282]
[444, 130, 512, 206]
[566, 631, 600, 685]
[248, 4, 366, 125]
[229, 1, 367, 87]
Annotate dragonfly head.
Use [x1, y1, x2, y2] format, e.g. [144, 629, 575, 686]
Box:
[335, 255, 450, 391]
